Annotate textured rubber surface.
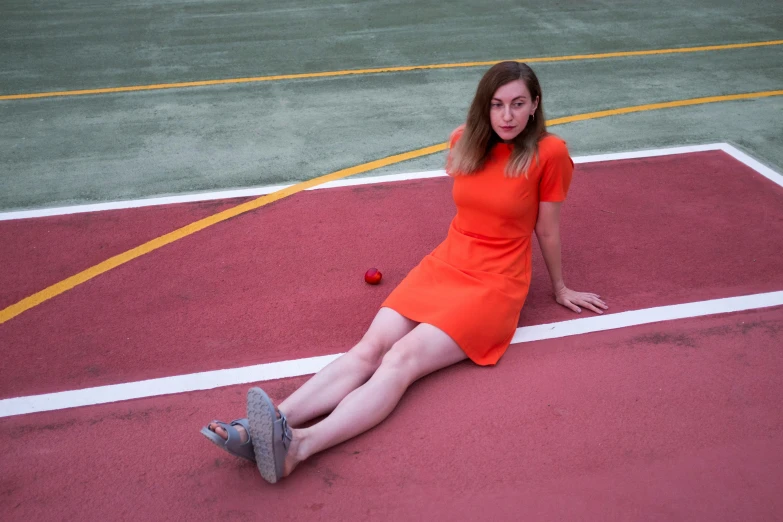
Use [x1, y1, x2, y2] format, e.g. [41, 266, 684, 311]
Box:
[247, 387, 280, 484]
[3, 307, 782, 519]
[3, 151, 782, 400]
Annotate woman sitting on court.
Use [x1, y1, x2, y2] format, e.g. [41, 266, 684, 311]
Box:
[202, 60, 607, 484]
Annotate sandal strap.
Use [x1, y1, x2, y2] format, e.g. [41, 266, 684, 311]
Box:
[231, 418, 251, 433]
[279, 412, 292, 446]
[273, 411, 293, 479]
[211, 419, 255, 461]
[210, 421, 238, 445]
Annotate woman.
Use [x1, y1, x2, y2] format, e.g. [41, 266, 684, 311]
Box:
[202, 61, 607, 484]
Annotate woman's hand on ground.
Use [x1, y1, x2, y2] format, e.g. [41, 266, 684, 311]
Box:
[555, 287, 608, 314]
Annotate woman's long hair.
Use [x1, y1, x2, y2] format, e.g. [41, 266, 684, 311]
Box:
[449, 61, 546, 177]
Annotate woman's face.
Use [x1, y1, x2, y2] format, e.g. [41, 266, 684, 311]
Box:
[489, 79, 539, 141]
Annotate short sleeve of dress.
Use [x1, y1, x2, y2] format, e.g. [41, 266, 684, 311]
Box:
[449, 124, 466, 148]
[538, 137, 574, 202]
[445, 124, 466, 176]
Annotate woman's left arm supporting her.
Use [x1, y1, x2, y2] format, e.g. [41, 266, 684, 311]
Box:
[534, 201, 608, 314]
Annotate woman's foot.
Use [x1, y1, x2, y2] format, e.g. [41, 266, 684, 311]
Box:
[205, 417, 306, 476]
[200, 418, 255, 461]
[208, 421, 249, 443]
[282, 432, 305, 476]
[247, 387, 313, 483]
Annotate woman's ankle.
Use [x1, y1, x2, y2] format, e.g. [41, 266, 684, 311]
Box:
[282, 428, 310, 477]
[290, 428, 310, 461]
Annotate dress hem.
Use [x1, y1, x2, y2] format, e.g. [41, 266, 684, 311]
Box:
[378, 304, 508, 366]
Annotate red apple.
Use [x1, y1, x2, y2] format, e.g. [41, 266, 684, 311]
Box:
[364, 268, 382, 285]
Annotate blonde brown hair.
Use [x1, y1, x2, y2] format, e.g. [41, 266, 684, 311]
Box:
[448, 61, 546, 177]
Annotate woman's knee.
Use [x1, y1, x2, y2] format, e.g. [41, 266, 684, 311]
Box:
[377, 325, 466, 381]
[348, 336, 389, 371]
[378, 339, 419, 376]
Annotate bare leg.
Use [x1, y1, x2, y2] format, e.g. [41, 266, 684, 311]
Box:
[208, 307, 416, 440]
[283, 323, 467, 476]
[276, 308, 417, 426]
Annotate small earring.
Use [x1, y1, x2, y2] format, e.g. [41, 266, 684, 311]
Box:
[531, 113, 535, 121]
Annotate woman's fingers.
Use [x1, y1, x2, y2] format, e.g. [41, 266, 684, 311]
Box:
[577, 299, 603, 314]
[584, 303, 604, 314]
[558, 290, 609, 314]
[578, 293, 607, 307]
[558, 296, 582, 313]
[585, 294, 607, 306]
[576, 295, 608, 314]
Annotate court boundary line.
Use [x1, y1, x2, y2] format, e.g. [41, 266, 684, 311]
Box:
[3, 39, 781, 102]
[2, 142, 780, 221]
[1, 291, 781, 418]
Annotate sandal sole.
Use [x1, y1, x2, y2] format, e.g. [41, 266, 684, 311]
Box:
[246, 387, 279, 483]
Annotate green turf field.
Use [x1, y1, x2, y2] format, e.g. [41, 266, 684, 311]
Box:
[1, 0, 781, 211]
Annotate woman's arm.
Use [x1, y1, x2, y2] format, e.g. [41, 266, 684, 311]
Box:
[534, 201, 607, 314]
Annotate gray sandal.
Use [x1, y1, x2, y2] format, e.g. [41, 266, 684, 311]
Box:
[246, 387, 292, 484]
[200, 419, 256, 462]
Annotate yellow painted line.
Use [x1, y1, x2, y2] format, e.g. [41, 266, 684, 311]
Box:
[0, 143, 448, 324]
[548, 90, 783, 125]
[2, 40, 782, 101]
[1, 89, 782, 324]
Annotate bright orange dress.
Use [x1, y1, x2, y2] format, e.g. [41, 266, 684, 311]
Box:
[381, 126, 574, 365]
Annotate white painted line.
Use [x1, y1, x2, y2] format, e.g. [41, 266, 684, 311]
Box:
[2, 290, 781, 418]
[5, 142, 779, 222]
[510, 290, 783, 344]
[570, 143, 725, 164]
[718, 143, 783, 188]
[0, 185, 294, 221]
[0, 354, 342, 419]
[315, 169, 448, 188]
[0, 169, 452, 221]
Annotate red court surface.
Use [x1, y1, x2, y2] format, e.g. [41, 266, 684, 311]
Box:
[1, 150, 782, 398]
[1, 148, 783, 520]
[1, 307, 782, 520]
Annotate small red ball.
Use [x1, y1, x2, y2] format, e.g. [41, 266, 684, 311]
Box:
[364, 268, 382, 285]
